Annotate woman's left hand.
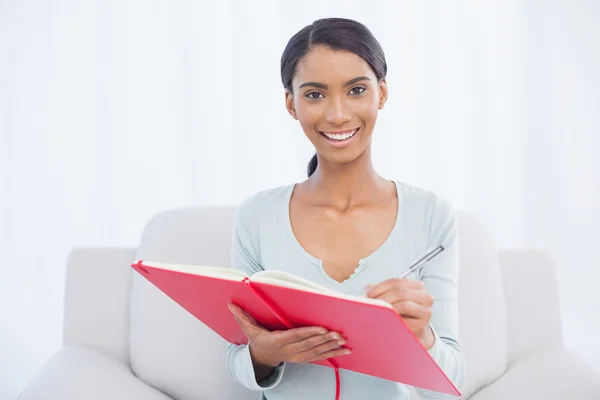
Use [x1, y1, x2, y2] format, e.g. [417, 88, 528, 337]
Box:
[365, 278, 435, 350]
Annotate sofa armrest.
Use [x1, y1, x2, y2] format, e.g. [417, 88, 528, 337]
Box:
[498, 249, 563, 364]
[63, 247, 136, 366]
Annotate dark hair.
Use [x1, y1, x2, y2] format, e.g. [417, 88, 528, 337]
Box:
[280, 18, 387, 177]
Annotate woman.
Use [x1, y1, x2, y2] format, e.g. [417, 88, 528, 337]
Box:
[226, 17, 466, 399]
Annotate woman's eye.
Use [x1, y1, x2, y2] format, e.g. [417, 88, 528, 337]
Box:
[306, 91, 324, 99]
[349, 85, 366, 95]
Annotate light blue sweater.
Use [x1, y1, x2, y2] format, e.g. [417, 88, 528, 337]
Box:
[226, 180, 466, 399]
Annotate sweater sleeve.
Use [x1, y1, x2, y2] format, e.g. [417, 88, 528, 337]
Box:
[415, 196, 467, 398]
[225, 199, 287, 391]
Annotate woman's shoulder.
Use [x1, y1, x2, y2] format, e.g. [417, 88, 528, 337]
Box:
[394, 180, 457, 227]
[396, 179, 452, 205]
[238, 183, 294, 210]
[234, 183, 294, 227]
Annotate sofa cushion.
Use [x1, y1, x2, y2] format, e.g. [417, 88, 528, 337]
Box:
[468, 347, 600, 400]
[17, 346, 172, 400]
[455, 212, 508, 398]
[129, 207, 258, 400]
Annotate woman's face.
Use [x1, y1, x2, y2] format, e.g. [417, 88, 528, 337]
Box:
[286, 45, 387, 168]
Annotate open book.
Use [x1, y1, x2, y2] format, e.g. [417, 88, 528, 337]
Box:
[131, 260, 461, 396]
[136, 260, 393, 305]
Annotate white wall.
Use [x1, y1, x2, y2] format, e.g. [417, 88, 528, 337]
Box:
[516, 0, 600, 360]
[1, 1, 598, 399]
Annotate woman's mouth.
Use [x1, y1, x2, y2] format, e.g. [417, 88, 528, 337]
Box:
[319, 128, 359, 147]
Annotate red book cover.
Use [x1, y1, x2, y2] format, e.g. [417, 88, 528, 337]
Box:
[131, 260, 461, 396]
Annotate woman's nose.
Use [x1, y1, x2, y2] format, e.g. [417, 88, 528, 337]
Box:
[324, 98, 352, 125]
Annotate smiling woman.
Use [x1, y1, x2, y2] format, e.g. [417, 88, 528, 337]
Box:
[225, 17, 466, 400]
[280, 18, 388, 177]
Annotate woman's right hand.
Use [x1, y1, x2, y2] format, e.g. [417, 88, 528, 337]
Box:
[228, 303, 351, 368]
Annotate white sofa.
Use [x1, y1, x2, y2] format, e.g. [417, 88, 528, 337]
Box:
[17, 207, 600, 399]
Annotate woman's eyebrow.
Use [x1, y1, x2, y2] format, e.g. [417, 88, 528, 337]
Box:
[298, 76, 371, 90]
[344, 76, 371, 87]
[298, 81, 328, 89]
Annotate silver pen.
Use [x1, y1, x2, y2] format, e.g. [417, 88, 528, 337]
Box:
[399, 245, 444, 279]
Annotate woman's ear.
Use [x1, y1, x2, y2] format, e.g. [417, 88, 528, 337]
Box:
[378, 79, 388, 110]
[285, 90, 298, 120]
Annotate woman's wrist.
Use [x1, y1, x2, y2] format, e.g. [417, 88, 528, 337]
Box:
[249, 344, 281, 368]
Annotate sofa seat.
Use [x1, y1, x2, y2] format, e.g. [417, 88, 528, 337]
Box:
[469, 347, 600, 400]
[17, 346, 172, 400]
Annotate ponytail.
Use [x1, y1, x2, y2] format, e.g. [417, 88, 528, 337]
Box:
[307, 153, 318, 177]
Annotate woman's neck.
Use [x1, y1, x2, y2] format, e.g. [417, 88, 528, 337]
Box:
[304, 149, 391, 210]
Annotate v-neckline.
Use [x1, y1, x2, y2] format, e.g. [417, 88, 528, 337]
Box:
[284, 180, 404, 285]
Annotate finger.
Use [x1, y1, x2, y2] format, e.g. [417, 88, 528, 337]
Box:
[371, 286, 415, 305]
[229, 303, 263, 336]
[301, 344, 352, 363]
[295, 338, 344, 363]
[392, 300, 432, 320]
[401, 318, 422, 336]
[274, 326, 329, 344]
[370, 285, 433, 307]
[365, 278, 396, 298]
[228, 303, 254, 325]
[411, 289, 434, 307]
[366, 278, 424, 298]
[289, 331, 344, 353]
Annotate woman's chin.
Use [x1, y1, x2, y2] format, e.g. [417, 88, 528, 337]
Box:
[318, 147, 369, 168]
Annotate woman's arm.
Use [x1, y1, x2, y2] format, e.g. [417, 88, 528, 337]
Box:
[365, 194, 466, 397]
[416, 196, 467, 397]
[225, 199, 287, 391]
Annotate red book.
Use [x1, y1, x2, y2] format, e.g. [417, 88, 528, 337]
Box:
[131, 260, 461, 396]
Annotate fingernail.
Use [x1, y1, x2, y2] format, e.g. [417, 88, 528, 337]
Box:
[337, 339, 346, 345]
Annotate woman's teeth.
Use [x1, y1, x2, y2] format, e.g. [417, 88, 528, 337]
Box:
[321, 129, 358, 141]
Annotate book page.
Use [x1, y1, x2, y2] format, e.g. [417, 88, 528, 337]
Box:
[137, 260, 247, 281]
[252, 270, 336, 292]
[251, 270, 392, 309]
